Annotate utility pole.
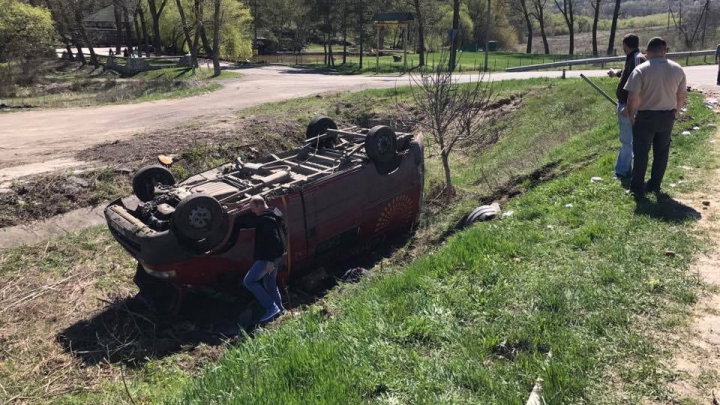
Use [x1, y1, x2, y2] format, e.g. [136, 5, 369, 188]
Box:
[484, 0, 491, 72]
[449, 0, 460, 71]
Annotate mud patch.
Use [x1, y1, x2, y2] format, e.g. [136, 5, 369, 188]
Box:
[77, 115, 304, 168]
[0, 169, 129, 229]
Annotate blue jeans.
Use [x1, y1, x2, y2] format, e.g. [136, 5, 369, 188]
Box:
[615, 103, 633, 177]
[243, 260, 283, 311]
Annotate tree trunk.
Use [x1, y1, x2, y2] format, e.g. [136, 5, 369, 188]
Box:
[441, 152, 453, 194]
[449, 0, 460, 71]
[607, 0, 621, 55]
[568, 0, 574, 55]
[113, 1, 123, 54]
[212, 0, 221, 76]
[195, 0, 212, 57]
[74, 8, 99, 66]
[133, 9, 142, 53]
[523, 3, 533, 53]
[535, 6, 550, 54]
[148, 0, 167, 56]
[75, 43, 86, 65]
[328, 39, 334, 67]
[199, 27, 212, 57]
[342, 27, 347, 65]
[591, 0, 600, 56]
[175, 0, 198, 72]
[138, 5, 151, 57]
[45, 0, 75, 61]
[414, 0, 425, 66]
[359, 23, 364, 68]
[323, 38, 328, 65]
[123, 5, 134, 56]
[64, 43, 74, 60]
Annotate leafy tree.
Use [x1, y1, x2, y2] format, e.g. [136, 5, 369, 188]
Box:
[0, 0, 55, 62]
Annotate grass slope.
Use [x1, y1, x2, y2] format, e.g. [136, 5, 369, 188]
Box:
[0, 80, 713, 404]
[167, 97, 715, 403]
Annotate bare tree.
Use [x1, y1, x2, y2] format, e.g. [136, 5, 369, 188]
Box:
[589, 0, 601, 56]
[671, 0, 712, 50]
[554, 0, 575, 55]
[511, 0, 533, 53]
[175, 0, 198, 72]
[606, 0, 620, 55]
[529, 0, 550, 54]
[404, 57, 494, 195]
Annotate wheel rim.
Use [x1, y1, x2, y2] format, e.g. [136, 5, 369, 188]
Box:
[188, 206, 212, 229]
[378, 135, 393, 155]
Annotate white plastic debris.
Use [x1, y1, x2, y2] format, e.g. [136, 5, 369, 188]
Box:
[678, 180, 687, 185]
[546, 225, 554, 230]
[525, 378, 547, 405]
[681, 107, 688, 112]
[565, 203, 573, 208]
[682, 131, 692, 136]
[693, 126, 701, 131]
[590, 176, 602, 183]
[708, 123, 717, 128]
[670, 183, 677, 188]
[502, 211, 514, 219]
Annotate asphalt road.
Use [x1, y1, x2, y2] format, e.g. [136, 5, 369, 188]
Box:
[1, 64, 717, 183]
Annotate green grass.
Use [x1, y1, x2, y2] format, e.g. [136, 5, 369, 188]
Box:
[165, 91, 715, 404]
[1, 78, 715, 404]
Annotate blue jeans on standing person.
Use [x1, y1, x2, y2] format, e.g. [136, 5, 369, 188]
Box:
[615, 103, 633, 178]
[243, 260, 284, 320]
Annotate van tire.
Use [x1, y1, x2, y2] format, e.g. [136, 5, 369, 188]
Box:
[132, 165, 175, 202]
[173, 193, 226, 241]
[365, 126, 397, 164]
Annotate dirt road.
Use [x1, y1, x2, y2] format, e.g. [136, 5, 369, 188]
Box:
[1, 65, 717, 182]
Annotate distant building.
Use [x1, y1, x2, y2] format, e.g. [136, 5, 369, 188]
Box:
[82, 4, 134, 47]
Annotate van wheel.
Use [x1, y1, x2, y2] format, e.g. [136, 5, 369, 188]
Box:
[132, 165, 175, 202]
[365, 126, 397, 164]
[306, 116, 338, 148]
[173, 194, 226, 241]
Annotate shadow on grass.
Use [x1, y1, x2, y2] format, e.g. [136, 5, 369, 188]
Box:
[634, 193, 702, 223]
[55, 233, 411, 368]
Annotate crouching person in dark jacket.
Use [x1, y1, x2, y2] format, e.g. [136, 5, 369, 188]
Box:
[244, 195, 287, 323]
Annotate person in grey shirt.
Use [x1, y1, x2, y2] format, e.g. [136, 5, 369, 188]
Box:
[624, 37, 687, 200]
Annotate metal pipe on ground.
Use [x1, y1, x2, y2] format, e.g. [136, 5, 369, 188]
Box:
[580, 74, 617, 107]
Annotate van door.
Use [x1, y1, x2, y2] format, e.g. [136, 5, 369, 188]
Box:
[301, 167, 367, 259]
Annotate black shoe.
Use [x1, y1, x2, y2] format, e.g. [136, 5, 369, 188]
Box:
[646, 184, 661, 194]
[627, 189, 646, 201]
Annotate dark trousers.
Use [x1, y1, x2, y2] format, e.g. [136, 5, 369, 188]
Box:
[630, 110, 676, 194]
[717, 64, 720, 84]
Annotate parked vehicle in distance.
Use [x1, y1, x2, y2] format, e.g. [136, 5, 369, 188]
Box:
[105, 116, 425, 312]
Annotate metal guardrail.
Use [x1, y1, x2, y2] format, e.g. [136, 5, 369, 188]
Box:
[506, 49, 717, 72]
